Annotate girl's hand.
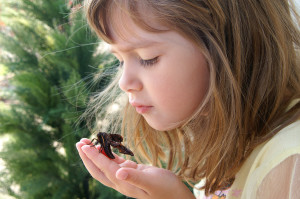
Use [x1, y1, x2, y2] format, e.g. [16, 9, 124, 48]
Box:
[76, 138, 195, 199]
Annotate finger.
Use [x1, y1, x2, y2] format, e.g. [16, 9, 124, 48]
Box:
[94, 146, 126, 164]
[81, 138, 126, 164]
[111, 152, 128, 164]
[116, 167, 175, 192]
[80, 138, 92, 144]
[119, 160, 138, 168]
[116, 167, 194, 199]
[81, 145, 147, 198]
[81, 145, 121, 182]
[115, 167, 149, 188]
[78, 142, 146, 198]
[81, 146, 150, 198]
[76, 142, 114, 188]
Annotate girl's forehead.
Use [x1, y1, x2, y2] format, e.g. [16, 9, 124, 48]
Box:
[109, 9, 142, 43]
[108, 10, 198, 55]
[110, 38, 162, 54]
[108, 2, 168, 45]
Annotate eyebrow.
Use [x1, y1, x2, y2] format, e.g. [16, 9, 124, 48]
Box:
[110, 41, 162, 54]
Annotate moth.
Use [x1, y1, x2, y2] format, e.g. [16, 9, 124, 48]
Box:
[89, 132, 134, 159]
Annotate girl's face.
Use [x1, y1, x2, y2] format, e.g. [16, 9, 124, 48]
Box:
[110, 14, 210, 131]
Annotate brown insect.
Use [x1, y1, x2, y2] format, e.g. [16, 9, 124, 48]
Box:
[89, 132, 134, 159]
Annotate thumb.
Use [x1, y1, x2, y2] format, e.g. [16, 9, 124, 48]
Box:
[116, 167, 172, 190]
[116, 168, 194, 199]
[116, 167, 153, 189]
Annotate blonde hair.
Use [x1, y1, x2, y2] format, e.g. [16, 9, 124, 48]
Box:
[83, 0, 300, 195]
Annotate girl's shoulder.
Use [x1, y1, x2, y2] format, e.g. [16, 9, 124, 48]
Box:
[231, 120, 300, 199]
[193, 120, 300, 199]
[260, 119, 300, 156]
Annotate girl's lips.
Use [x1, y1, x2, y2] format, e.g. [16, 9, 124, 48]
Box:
[130, 102, 152, 114]
[135, 106, 152, 114]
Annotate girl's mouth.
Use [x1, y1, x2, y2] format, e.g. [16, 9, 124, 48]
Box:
[130, 101, 153, 114]
[134, 106, 152, 114]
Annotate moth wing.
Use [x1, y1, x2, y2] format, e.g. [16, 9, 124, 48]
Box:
[110, 134, 123, 142]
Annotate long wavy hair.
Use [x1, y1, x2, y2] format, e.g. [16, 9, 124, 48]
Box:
[83, 0, 300, 195]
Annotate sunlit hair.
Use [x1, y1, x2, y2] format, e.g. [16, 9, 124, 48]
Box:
[83, 0, 300, 195]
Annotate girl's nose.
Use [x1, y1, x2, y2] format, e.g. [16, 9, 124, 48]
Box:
[118, 64, 143, 93]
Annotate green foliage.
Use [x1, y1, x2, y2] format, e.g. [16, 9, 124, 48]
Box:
[0, 0, 125, 198]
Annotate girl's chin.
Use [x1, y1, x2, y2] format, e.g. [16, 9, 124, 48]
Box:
[145, 118, 180, 131]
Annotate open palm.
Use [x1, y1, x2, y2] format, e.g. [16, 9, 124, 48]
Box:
[76, 138, 195, 199]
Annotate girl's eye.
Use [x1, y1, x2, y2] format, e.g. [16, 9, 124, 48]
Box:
[139, 57, 159, 67]
[118, 57, 159, 68]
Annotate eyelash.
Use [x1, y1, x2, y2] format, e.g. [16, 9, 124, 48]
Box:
[140, 57, 159, 66]
[119, 57, 159, 68]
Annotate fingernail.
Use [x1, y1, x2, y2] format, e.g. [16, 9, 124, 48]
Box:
[117, 170, 128, 180]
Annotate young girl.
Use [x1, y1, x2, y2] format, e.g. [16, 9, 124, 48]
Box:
[76, 0, 300, 198]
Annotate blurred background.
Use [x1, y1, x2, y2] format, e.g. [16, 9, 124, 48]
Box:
[0, 0, 127, 198]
